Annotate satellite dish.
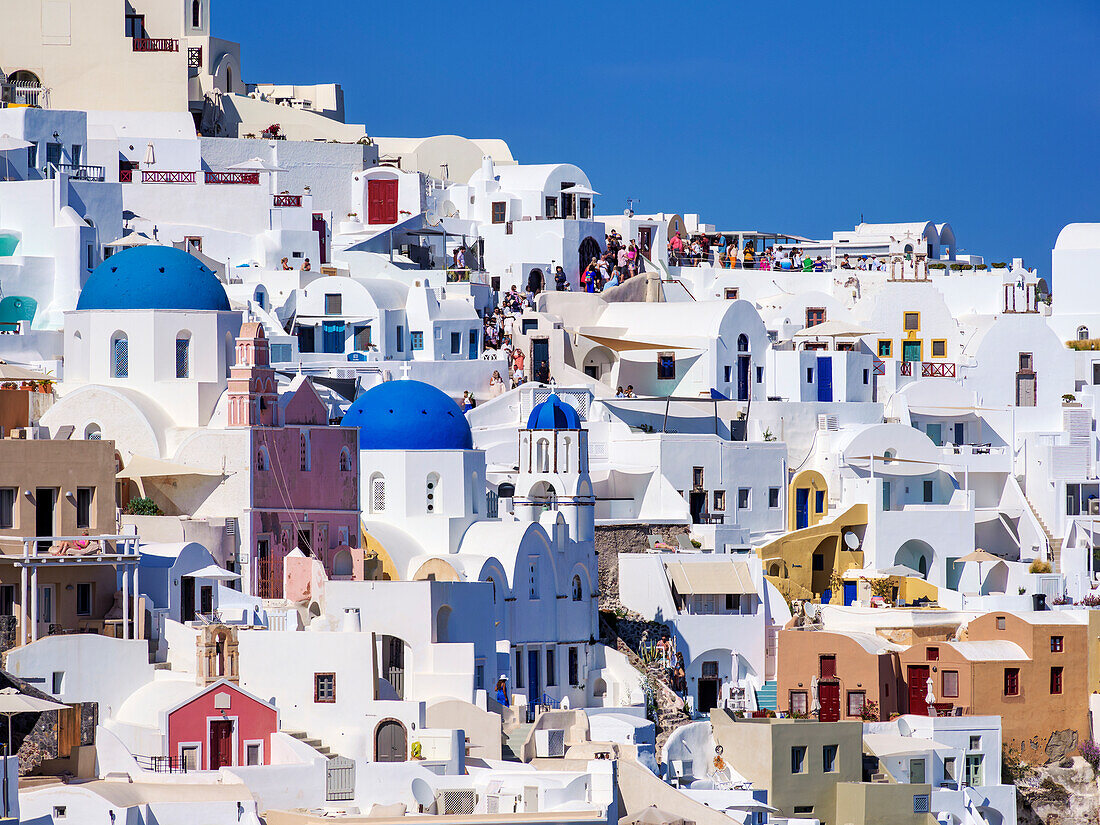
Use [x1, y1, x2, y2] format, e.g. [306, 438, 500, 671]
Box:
[843, 532, 860, 550]
[411, 778, 435, 810]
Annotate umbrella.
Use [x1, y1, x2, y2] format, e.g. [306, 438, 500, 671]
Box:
[184, 565, 241, 582]
[955, 548, 1005, 590]
[0, 687, 68, 755]
[0, 361, 46, 381]
[227, 157, 288, 172]
[810, 675, 820, 714]
[0, 134, 33, 181]
[619, 806, 688, 825]
[561, 184, 600, 196]
[105, 232, 157, 248]
[925, 676, 936, 709]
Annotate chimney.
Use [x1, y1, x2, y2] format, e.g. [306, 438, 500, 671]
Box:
[341, 608, 361, 633]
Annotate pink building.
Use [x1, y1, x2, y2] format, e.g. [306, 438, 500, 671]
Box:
[167, 680, 279, 771]
[229, 324, 361, 597]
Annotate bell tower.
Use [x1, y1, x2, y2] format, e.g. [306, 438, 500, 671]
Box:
[228, 322, 277, 427]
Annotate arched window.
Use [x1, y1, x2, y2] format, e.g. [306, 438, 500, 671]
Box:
[175, 330, 191, 378]
[256, 447, 269, 471]
[572, 574, 583, 601]
[536, 438, 550, 473]
[300, 431, 311, 471]
[333, 549, 353, 578]
[192, 0, 202, 27]
[110, 331, 128, 377]
[426, 472, 440, 514]
[339, 447, 351, 472]
[84, 423, 102, 441]
[561, 436, 571, 472]
[253, 286, 267, 310]
[226, 65, 233, 93]
[224, 331, 234, 378]
[485, 576, 496, 603]
[370, 473, 386, 513]
[737, 333, 749, 352]
[1078, 326, 1090, 341]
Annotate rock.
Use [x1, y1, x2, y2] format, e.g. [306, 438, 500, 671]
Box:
[1045, 729, 1079, 764]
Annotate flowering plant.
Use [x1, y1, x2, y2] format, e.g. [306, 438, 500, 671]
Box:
[1080, 739, 1100, 769]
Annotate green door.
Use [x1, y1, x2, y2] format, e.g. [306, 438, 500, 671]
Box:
[902, 340, 922, 362]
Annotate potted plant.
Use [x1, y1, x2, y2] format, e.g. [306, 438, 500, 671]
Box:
[124, 497, 163, 516]
[991, 261, 1008, 269]
[1063, 394, 1079, 406]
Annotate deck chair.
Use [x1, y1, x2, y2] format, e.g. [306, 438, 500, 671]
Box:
[677, 535, 695, 552]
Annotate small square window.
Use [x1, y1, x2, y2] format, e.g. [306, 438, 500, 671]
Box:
[768, 487, 780, 508]
[713, 490, 725, 511]
[53, 806, 67, 818]
[927, 646, 939, 661]
[724, 288, 739, 300]
[943, 670, 959, 697]
[324, 293, 342, 315]
[491, 202, 506, 224]
[904, 312, 920, 331]
[996, 616, 1006, 631]
[314, 672, 336, 703]
[410, 331, 424, 351]
[1051, 635, 1064, 653]
[737, 488, 750, 509]
[806, 308, 826, 328]
[1050, 666, 1063, 695]
[878, 339, 893, 358]
[657, 352, 676, 380]
[931, 339, 946, 358]
[789, 690, 808, 715]
[791, 745, 807, 774]
[969, 736, 981, 751]
[847, 690, 865, 717]
[1003, 667, 1019, 696]
[822, 744, 838, 773]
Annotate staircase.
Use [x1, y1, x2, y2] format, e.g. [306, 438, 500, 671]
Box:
[756, 680, 778, 712]
[284, 729, 333, 757]
[1023, 493, 1063, 572]
[502, 722, 532, 762]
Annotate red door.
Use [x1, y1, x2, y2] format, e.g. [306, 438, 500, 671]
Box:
[312, 213, 328, 264]
[209, 720, 233, 769]
[818, 680, 840, 722]
[907, 665, 930, 715]
[368, 179, 398, 225]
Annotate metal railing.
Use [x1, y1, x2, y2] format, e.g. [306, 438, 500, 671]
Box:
[46, 163, 105, 182]
[134, 754, 188, 773]
[119, 169, 133, 183]
[188, 46, 202, 68]
[3, 81, 50, 108]
[142, 170, 196, 184]
[205, 171, 259, 185]
[273, 194, 302, 207]
[899, 361, 956, 378]
[668, 250, 835, 271]
[132, 38, 179, 52]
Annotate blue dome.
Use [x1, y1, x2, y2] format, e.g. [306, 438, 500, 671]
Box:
[527, 393, 581, 430]
[76, 245, 231, 312]
[342, 380, 474, 450]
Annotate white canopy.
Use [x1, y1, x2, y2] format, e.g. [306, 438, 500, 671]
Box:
[561, 184, 600, 196]
[794, 320, 879, 338]
[184, 565, 241, 582]
[117, 455, 222, 481]
[105, 232, 158, 248]
[228, 157, 287, 172]
[0, 135, 33, 152]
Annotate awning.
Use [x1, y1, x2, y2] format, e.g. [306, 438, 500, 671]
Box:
[794, 320, 879, 338]
[117, 456, 222, 480]
[664, 560, 756, 596]
[576, 330, 704, 353]
[184, 565, 241, 582]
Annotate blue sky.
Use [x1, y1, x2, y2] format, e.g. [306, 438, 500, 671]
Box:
[218, 0, 1099, 279]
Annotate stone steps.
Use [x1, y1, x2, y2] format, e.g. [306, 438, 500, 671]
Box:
[284, 729, 332, 757]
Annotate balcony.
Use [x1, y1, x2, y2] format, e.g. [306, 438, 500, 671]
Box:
[131, 38, 179, 52]
[273, 194, 302, 207]
[46, 163, 105, 182]
[899, 361, 956, 378]
[205, 171, 259, 185]
[141, 170, 196, 184]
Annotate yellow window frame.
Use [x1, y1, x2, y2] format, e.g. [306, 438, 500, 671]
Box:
[877, 339, 893, 358]
[931, 339, 947, 358]
[903, 311, 921, 332]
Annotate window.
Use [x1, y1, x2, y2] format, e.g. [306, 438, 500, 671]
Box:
[175, 334, 191, 378]
[713, 490, 725, 511]
[723, 366, 731, 382]
[76, 487, 93, 529]
[806, 367, 814, 383]
[793, 807, 814, 816]
[545, 648, 556, 686]
[27, 143, 37, 169]
[1050, 666, 1063, 695]
[692, 467, 705, 488]
[878, 339, 892, 358]
[737, 488, 750, 509]
[1019, 352, 1033, 372]
[314, 673, 336, 703]
[246, 743, 261, 766]
[296, 325, 315, 354]
[847, 690, 866, 717]
[910, 757, 926, 784]
[76, 583, 92, 616]
[923, 479, 934, 503]
[570, 574, 584, 601]
[964, 754, 983, 786]
[931, 339, 946, 358]
[514, 649, 524, 688]
[1004, 667, 1019, 696]
[192, 0, 202, 27]
[180, 745, 198, 771]
[942, 670, 959, 698]
[815, 490, 825, 513]
[568, 646, 579, 686]
[725, 594, 741, 612]
[469, 328, 479, 358]
[822, 744, 838, 773]
[528, 557, 539, 599]
[87, 243, 95, 270]
[968, 735, 981, 751]
[53, 806, 66, 819]
[339, 448, 351, 472]
[913, 794, 930, 813]
[396, 326, 404, 352]
[769, 487, 780, 508]
[426, 473, 439, 513]
[657, 352, 676, 380]
[578, 197, 592, 220]
[545, 196, 558, 218]
[863, 368, 869, 384]
[806, 308, 826, 328]
[819, 655, 837, 678]
[1079, 326, 1090, 341]
[450, 331, 461, 354]
[996, 616, 1006, 630]
[0, 586, 14, 616]
[111, 332, 128, 378]
[322, 321, 344, 353]
[410, 331, 424, 351]
[491, 202, 506, 224]
[184, 236, 202, 254]
[324, 293, 342, 315]
[256, 448, 268, 471]
[756, 366, 763, 383]
[903, 312, 920, 331]
[1, 487, 17, 529]
[944, 757, 957, 782]
[353, 325, 372, 351]
[1051, 635, 1064, 653]
[789, 691, 808, 715]
[300, 432, 311, 471]
[724, 288, 739, 300]
[46, 142, 62, 169]
[790, 746, 807, 774]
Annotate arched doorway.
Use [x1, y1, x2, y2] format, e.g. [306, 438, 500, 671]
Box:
[375, 720, 407, 762]
[736, 333, 751, 400]
[578, 237, 601, 270]
[895, 539, 934, 580]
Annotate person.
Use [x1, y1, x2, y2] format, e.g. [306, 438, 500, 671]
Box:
[51, 530, 98, 556]
[715, 234, 727, 265]
[626, 385, 636, 398]
[554, 266, 568, 291]
[616, 386, 625, 398]
[495, 676, 510, 707]
[582, 258, 598, 293]
[617, 244, 628, 274]
[526, 268, 543, 296]
[840, 253, 853, 269]
[456, 247, 466, 271]
[742, 241, 755, 269]
[302, 258, 311, 272]
[625, 240, 638, 278]
[511, 365, 524, 389]
[669, 231, 684, 265]
[489, 369, 506, 397]
[280, 257, 292, 270]
[596, 256, 610, 289]
[605, 267, 620, 289]
[802, 253, 814, 272]
[813, 256, 825, 271]
[461, 390, 475, 413]
[512, 347, 525, 374]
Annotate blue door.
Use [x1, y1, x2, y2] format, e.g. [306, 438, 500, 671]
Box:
[796, 488, 809, 529]
[527, 649, 541, 702]
[817, 356, 833, 402]
[843, 581, 857, 606]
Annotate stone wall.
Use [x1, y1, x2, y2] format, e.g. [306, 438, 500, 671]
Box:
[595, 523, 689, 610]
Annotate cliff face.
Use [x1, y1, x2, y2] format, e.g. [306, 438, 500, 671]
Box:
[1014, 757, 1100, 824]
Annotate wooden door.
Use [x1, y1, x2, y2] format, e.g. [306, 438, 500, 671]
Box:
[818, 680, 840, 722]
[737, 355, 750, 401]
[902, 340, 922, 363]
[181, 576, 195, 623]
[796, 488, 809, 529]
[367, 179, 398, 225]
[908, 665, 930, 715]
[697, 679, 719, 713]
[375, 720, 406, 762]
[209, 719, 233, 769]
[312, 213, 328, 264]
[1016, 373, 1036, 407]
